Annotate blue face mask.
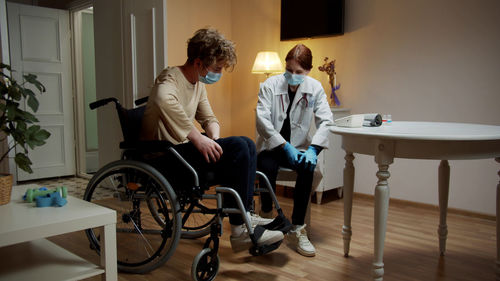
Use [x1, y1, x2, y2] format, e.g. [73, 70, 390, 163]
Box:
[284, 71, 305, 86]
[198, 70, 222, 84]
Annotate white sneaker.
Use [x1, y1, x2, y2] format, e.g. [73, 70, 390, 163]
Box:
[286, 224, 316, 257]
[249, 211, 273, 228]
[230, 225, 284, 253]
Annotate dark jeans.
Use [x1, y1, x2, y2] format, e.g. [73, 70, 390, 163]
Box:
[257, 148, 314, 225]
[152, 136, 256, 225]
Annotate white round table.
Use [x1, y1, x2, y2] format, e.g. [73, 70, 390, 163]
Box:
[329, 121, 500, 281]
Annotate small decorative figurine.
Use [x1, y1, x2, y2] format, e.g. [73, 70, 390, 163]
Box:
[318, 57, 341, 106]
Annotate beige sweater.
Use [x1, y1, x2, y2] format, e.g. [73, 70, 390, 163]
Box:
[141, 67, 219, 144]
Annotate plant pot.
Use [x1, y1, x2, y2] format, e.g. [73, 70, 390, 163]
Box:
[0, 173, 13, 205]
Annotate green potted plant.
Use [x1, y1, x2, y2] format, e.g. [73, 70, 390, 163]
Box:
[0, 63, 51, 205]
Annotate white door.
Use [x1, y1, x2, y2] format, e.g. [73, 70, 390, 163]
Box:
[122, 0, 167, 105]
[8, 3, 75, 181]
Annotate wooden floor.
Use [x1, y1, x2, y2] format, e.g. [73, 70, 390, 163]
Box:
[48, 188, 497, 281]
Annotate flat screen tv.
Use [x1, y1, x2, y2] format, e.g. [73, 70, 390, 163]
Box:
[280, 0, 345, 41]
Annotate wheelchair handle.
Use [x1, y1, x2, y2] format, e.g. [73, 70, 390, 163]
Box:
[89, 97, 119, 110]
[135, 96, 149, 106]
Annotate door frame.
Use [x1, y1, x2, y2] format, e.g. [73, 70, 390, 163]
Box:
[0, 0, 12, 174]
[0, 0, 9, 65]
[70, 0, 93, 179]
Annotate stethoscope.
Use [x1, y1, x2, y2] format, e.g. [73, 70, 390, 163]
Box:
[297, 93, 309, 108]
[279, 93, 309, 113]
[279, 93, 309, 123]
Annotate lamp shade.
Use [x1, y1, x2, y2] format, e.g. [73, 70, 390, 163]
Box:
[251, 51, 283, 75]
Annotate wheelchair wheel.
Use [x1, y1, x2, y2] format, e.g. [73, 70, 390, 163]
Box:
[181, 200, 217, 239]
[148, 193, 215, 239]
[84, 160, 182, 274]
[191, 248, 219, 281]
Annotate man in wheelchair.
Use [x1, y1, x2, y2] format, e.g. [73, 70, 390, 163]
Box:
[140, 28, 285, 253]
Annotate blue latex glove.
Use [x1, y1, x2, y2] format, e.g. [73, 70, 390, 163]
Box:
[298, 146, 318, 172]
[283, 142, 302, 167]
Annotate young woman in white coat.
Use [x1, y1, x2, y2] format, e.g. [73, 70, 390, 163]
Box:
[256, 44, 334, 257]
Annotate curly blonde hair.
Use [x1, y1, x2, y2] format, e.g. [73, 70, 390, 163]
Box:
[187, 28, 237, 71]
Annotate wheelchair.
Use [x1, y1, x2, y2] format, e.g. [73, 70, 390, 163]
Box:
[83, 97, 291, 281]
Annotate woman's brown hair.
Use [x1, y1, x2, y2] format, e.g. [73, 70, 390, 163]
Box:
[285, 44, 313, 71]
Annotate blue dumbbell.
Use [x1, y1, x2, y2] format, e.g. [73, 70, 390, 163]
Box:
[25, 187, 68, 203]
[35, 192, 67, 207]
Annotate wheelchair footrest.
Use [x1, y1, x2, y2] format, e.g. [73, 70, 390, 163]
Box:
[261, 213, 293, 234]
[249, 239, 283, 256]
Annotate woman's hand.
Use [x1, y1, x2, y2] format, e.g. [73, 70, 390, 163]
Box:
[298, 146, 318, 171]
[282, 142, 302, 168]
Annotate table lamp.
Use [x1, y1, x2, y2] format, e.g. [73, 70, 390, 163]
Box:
[251, 51, 283, 78]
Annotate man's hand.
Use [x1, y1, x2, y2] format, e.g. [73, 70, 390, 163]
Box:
[188, 128, 223, 163]
[194, 135, 223, 163]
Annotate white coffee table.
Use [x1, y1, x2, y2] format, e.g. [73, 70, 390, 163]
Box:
[329, 121, 500, 281]
[0, 184, 117, 281]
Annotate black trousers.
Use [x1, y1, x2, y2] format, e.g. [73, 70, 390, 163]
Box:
[152, 136, 256, 225]
[257, 148, 314, 225]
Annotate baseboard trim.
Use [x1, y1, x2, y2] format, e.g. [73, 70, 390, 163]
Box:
[353, 192, 495, 221]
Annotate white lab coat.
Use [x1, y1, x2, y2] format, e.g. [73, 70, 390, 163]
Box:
[256, 73, 334, 153]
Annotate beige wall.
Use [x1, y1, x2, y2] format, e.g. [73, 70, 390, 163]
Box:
[230, 0, 281, 139]
[301, 0, 500, 216]
[167, 0, 500, 215]
[166, 0, 233, 137]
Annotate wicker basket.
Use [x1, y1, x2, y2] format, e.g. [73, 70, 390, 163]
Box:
[0, 173, 13, 205]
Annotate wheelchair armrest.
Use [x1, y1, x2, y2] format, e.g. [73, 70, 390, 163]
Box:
[119, 140, 174, 151]
[120, 140, 202, 188]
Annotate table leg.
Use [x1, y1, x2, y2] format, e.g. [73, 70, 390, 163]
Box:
[438, 160, 450, 256]
[316, 191, 323, 205]
[373, 163, 390, 281]
[496, 157, 500, 281]
[101, 223, 117, 281]
[342, 151, 355, 257]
